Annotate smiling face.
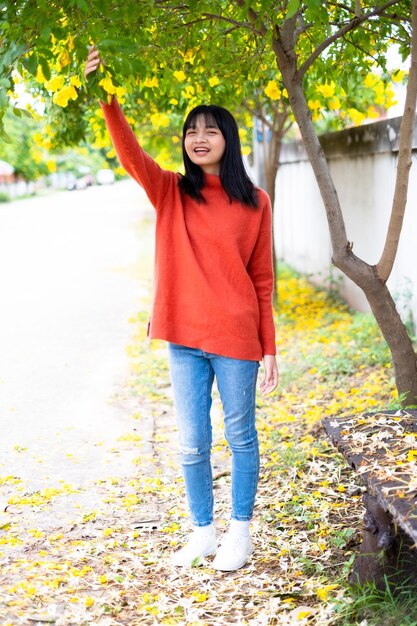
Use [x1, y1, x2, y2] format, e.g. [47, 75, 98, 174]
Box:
[183, 114, 226, 175]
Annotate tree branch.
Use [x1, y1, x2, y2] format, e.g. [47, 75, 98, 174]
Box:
[376, 0, 417, 282]
[298, 0, 404, 78]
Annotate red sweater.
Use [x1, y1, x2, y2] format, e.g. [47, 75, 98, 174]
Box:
[101, 99, 276, 361]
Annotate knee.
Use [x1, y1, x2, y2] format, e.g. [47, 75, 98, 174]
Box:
[225, 430, 258, 452]
[180, 444, 211, 465]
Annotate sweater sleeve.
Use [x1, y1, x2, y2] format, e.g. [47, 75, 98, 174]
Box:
[100, 98, 176, 210]
[247, 193, 276, 356]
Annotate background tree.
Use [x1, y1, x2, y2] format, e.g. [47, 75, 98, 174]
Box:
[1, 0, 414, 403]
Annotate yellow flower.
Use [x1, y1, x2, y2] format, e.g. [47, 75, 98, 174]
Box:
[45, 75, 65, 92]
[116, 86, 127, 99]
[317, 82, 335, 98]
[36, 64, 47, 84]
[208, 76, 220, 87]
[308, 98, 321, 112]
[98, 574, 108, 584]
[367, 105, 379, 119]
[150, 112, 171, 130]
[174, 70, 187, 83]
[347, 108, 366, 125]
[58, 50, 70, 68]
[183, 85, 195, 99]
[52, 85, 78, 107]
[143, 76, 159, 88]
[169, 98, 178, 105]
[392, 69, 405, 83]
[316, 584, 339, 601]
[191, 591, 208, 603]
[328, 96, 341, 111]
[70, 75, 81, 88]
[264, 80, 282, 100]
[364, 73, 379, 88]
[85, 597, 95, 608]
[180, 49, 195, 64]
[99, 75, 117, 95]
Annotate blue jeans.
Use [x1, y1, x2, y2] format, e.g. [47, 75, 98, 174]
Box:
[168, 343, 260, 527]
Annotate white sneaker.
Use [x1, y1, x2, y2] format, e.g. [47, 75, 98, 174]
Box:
[212, 533, 253, 571]
[172, 529, 217, 567]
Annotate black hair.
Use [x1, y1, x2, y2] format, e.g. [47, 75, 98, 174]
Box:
[178, 104, 258, 208]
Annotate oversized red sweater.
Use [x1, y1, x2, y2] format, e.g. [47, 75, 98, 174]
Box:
[101, 99, 276, 361]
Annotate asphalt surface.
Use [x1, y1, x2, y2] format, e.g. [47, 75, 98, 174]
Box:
[0, 180, 155, 500]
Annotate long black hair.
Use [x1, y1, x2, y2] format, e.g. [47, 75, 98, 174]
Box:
[178, 104, 258, 208]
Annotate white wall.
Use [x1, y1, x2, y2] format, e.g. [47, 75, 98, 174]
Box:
[274, 117, 417, 327]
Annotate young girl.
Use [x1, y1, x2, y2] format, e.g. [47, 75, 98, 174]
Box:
[85, 46, 278, 572]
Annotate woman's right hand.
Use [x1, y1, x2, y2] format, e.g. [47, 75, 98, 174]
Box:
[84, 45, 101, 80]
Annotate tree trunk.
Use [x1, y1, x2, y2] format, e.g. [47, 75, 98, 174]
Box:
[272, 21, 417, 406]
[263, 124, 282, 301]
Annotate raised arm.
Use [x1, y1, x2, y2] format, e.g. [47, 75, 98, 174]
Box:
[84, 46, 176, 210]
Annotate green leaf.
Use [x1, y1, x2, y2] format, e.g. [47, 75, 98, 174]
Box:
[74, 0, 89, 12]
[99, 37, 138, 54]
[286, 0, 300, 19]
[39, 57, 51, 81]
[23, 53, 38, 76]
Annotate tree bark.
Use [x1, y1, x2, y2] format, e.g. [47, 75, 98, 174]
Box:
[272, 12, 417, 406]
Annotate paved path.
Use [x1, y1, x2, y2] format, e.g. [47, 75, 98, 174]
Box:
[0, 181, 155, 516]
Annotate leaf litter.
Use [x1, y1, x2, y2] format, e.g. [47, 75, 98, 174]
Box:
[0, 268, 398, 625]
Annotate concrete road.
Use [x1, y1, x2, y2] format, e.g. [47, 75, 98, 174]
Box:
[0, 180, 155, 497]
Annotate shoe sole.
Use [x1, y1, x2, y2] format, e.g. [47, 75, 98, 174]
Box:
[172, 547, 217, 567]
[212, 547, 253, 572]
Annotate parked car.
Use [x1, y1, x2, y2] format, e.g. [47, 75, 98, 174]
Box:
[66, 173, 93, 191]
[96, 169, 115, 185]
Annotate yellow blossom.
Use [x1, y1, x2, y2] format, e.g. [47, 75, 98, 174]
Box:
[392, 69, 405, 83]
[208, 76, 220, 87]
[36, 64, 47, 84]
[150, 112, 171, 130]
[364, 73, 379, 88]
[58, 50, 70, 68]
[316, 584, 339, 601]
[367, 106, 380, 119]
[169, 98, 179, 105]
[308, 99, 321, 112]
[116, 86, 127, 99]
[85, 597, 95, 608]
[174, 70, 187, 83]
[70, 75, 81, 88]
[99, 75, 117, 95]
[264, 80, 282, 100]
[328, 96, 341, 111]
[45, 75, 65, 92]
[347, 108, 366, 125]
[317, 82, 335, 98]
[143, 76, 159, 88]
[52, 85, 78, 107]
[183, 85, 195, 99]
[191, 591, 208, 602]
[180, 49, 195, 64]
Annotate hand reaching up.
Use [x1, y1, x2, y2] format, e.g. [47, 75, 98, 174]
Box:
[84, 45, 101, 79]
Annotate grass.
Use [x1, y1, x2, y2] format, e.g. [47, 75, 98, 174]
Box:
[333, 580, 417, 625]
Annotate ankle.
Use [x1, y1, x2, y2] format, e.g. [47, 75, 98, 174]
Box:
[193, 523, 216, 536]
[229, 519, 250, 537]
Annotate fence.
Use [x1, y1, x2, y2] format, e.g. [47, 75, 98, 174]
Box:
[273, 116, 417, 329]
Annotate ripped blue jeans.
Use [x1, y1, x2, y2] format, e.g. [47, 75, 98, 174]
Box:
[168, 343, 260, 527]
